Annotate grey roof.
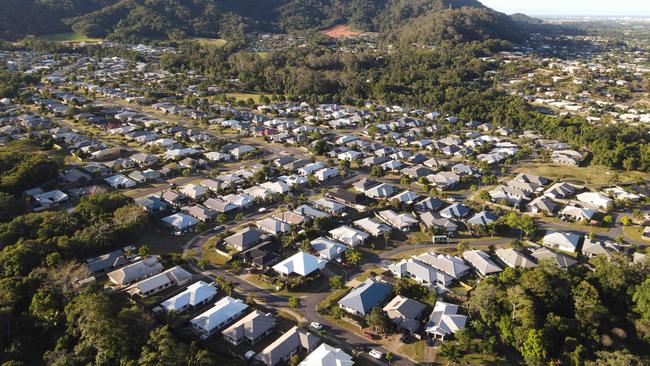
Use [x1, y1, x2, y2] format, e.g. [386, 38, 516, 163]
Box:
[255, 326, 320, 366]
[86, 249, 128, 273]
[439, 203, 471, 219]
[224, 227, 264, 251]
[467, 211, 499, 226]
[222, 310, 276, 343]
[338, 278, 392, 316]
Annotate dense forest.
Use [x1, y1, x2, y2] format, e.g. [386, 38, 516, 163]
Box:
[1, 0, 530, 43]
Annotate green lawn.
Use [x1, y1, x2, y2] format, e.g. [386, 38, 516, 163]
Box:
[623, 225, 648, 243]
[35, 33, 102, 43]
[188, 37, 227, 47]
[514, 162, 649, 189]
[225, 92, 265, 103]
[398, 341, 426, 363]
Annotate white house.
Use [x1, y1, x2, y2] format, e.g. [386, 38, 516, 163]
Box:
[272, 251, 326, 277]
[576, 192, 612, 210]
[543, 231, 581, 253]
[329, 225, 370, 247]
[191, 296, 249, 339]
[161, 281, 217, 313]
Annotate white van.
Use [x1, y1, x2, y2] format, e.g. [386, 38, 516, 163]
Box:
[433, 235, 449, 244]
[369, 349, 384, 359]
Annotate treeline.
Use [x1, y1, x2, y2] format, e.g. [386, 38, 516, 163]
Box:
[464, 257, 650, 365]
[0, 191, 195, 365]
[1, 0, 534, 44]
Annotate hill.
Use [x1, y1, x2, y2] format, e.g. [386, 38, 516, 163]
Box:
[1, 0, 535, 43]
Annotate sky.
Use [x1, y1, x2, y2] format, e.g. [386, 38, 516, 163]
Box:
[478, 0, 650, 16]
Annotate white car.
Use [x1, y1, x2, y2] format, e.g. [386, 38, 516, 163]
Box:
[258, 207, 267, 213]
[310, 322, 323, 330]
[369, 349, 384, 359]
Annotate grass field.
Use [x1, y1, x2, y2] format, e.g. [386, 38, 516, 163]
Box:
[514, 162, 649, 189]
[35, 33, 102, 43]
[188, 37, 227, 47]
[225, 92, 265, 103]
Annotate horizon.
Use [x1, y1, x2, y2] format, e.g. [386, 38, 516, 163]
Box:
[479, 0, 650, 17]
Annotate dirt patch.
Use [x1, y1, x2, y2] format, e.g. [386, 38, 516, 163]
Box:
[322, 24, 363, 39]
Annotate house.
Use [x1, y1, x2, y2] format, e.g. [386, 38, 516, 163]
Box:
[182, 205, 217, 222]
[86, 250, 128, 274]
[439, 204, 471, 219]
[161, 190, 188, 207]
[425, 301, 467, 341]
[419, 212, 459, 235]
[513, 173, 549, 187]
[180, 184, 207, 200]
[32, 190, 69, 210]
[462, 250, 502, 276]
[222, 310, 276, 346]
[162, 213, 200, 233]
[414, 197, 445, 212]
[495, 248, 537, 269]
[273, 211, 306, 226]
[257, 217, 291, 235]
[200, 179, 222, 193]
[552, 150, 583, 165]
[222, 193, 253, 209]
[255, 326, 320, 366]
[315, 167, 339, 181]
[388, 258, 453, 287]
[560, 205, 595, 222]
[107, 256, 164, 287]
[489, 186, 529, 206]
[327, 189, 364, 206]
[224, 227, 265, 251]
[338, 278, 392, 316]
[416, 253, 471, 279]
[130, 153, 158, 167]
[603, 186, 641, 202]
[294, 205, 329, 219]
[329, 225, 370, 247]
[576, 192, 612, 210]
[191, 296, 249, 339]
[161, 281, 217, 313]
[466, 211, 499, 227]
[298, 162, 325, 175]
[377, 210, 419, 231]
[105, 174, 136, 189]
[310, 237, 347, 261]
[529, 196, 558, 215]
[383, 295, 427, 333]
[391, 190, 420, 205]
[135, 195, 168, 214]
[298, 343, 354, 366]
[130, 266, 192, 297]
[353, 178, 380, 193]
[272, 251, 326, 277]
[238, 241, 281, 269]
[313, 198, 346, 213]
[530, 248, 577, 268]
[542, 231, 581, 253]
[353, 217, 392, 237]
[203, 198, 237, 213]
[544, 182, 577, 199]
[364, 183, 394, 199]
[260, 181, 291, 195]
[581, 237, 617, 258]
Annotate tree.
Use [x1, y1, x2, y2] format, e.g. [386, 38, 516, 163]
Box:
[572, 281, 606, 330]
[366, 307, 391, 334]
[438, 342, 461, 364]
[586, 350, 647, 366]
[385, 352, 394, 364]
[329, 275, 344, 290]
[288, 296, 299, 309]
[288, 354, 301, 366]
[345, 248, 362, 266]
[633, 278, 650, 320]
[138, 245, 150, 257]
[370, 165, 384, 177]
[521, 329, 547, 365]
[330, 305, 344, 320]
[466, 280, 505, 327]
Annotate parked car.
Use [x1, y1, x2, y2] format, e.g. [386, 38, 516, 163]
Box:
[369, 349, 384, 359]
[213, 225, 224, 232]
[433, 235, 449, 244]
[310, 322, 323, 330]
[363, 331, 376, 340]
[258, 207, 267, 213]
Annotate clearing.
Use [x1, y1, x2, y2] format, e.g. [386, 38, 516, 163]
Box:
[35, 33, 102, 43]
[322, 24, 363, 39]
[513, 162, 649, 189]
[188, 37, 227, 47]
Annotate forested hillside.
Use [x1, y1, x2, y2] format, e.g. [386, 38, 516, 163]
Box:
[1, 0, 531, 43]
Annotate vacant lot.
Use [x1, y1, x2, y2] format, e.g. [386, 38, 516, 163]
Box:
[322, 24, 363, 38]
[514, 163, 649, 188]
